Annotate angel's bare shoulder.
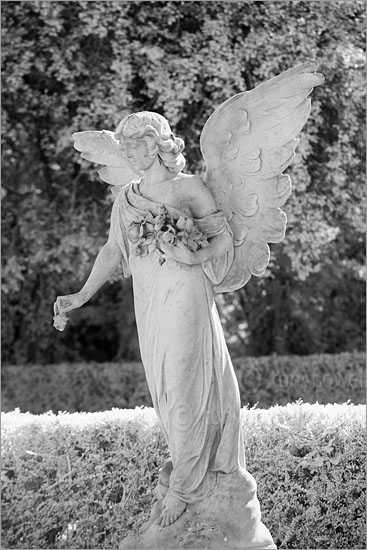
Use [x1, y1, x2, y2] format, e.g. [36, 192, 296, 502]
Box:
[173, 173, 217, 216]
[173, 173, 207, 195]
[172, 172, 200, 185]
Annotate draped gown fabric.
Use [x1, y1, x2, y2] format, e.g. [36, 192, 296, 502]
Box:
[110, 181, 245, 504]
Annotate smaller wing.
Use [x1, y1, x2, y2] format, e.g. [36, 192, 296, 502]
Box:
[72, 130, 140, 186]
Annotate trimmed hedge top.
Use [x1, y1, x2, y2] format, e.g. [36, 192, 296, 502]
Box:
[1, 352, 365, 414]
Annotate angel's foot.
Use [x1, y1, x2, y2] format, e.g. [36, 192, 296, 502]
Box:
[155, 460, 173, 500]
[158, 495, 186, 528]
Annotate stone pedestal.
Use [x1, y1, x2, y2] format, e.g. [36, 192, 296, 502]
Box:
[120, 468, 276, 550]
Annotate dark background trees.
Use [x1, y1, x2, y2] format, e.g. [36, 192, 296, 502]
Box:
[2, 1, 365, 365]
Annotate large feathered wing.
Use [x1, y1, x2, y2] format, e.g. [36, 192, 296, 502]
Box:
[72, 130, 140, 190]
[200, 60, 324, 293]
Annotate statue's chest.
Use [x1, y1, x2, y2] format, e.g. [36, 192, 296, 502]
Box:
[140, 182, 191, 216]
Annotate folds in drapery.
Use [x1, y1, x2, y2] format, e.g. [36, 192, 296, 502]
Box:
[109, 183, 237, 289]
[110, 189, 132, 278]
[109, 182, 245, 504]
[194, 213, 235, 289]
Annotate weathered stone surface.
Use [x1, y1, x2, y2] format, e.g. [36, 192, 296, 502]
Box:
[120, 468, 276, 550]
[55, 66, 324, 546]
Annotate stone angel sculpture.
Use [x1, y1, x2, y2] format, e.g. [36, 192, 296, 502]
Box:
[54, 61, 324, 548]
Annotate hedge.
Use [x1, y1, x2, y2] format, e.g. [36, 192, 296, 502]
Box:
[1, 352, 365, 414]
[1, 403, 365, 549]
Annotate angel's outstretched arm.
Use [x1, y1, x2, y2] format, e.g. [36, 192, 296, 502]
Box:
[78, 234, 123, 303]
[54, 233, 123, 316]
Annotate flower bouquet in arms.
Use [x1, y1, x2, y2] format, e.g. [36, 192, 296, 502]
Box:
[127, 205, 209, 264]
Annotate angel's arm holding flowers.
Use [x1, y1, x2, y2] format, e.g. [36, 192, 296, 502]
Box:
[54, 231, 122, 316]
[160, 177, 233, 265]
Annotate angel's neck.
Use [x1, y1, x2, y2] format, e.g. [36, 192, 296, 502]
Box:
[141, 157, 172, 187]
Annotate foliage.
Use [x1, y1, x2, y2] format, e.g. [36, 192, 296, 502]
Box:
[2, 352, 365, 414]
[216, 261, 366, 357]
[1, 403, 365, 549]
[1, 1, 365, 364]
[1, 408, 166, 549]
[245, 403, 366, 549]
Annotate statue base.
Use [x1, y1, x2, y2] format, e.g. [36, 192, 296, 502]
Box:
[119, 468, 276, 550]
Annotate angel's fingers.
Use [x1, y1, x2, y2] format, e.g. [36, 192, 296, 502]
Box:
[56, 296, 73, 314]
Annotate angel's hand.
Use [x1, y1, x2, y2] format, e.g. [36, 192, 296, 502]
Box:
[53, 292, 86, 316]
[160, 241, 197, 265]
[53, 292, 86, 331]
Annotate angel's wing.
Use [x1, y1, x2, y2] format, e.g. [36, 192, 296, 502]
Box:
[200, 60, 324, 292]
[72, 130, 140, 187]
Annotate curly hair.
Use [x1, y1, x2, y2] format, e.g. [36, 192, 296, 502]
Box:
[114, 112, 186, 174]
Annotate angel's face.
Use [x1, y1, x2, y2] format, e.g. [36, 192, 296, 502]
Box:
[121, 138, 155, 171]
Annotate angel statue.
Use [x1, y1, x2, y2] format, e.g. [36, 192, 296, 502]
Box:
[54, 61, 323, 548]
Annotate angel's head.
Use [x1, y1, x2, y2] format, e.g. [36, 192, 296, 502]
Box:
[114, 111, 186, 174]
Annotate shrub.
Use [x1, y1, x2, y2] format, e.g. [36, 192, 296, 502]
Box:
[1, 408, 166, 549]
[1, 352, 365, 414]
[1, 403, 365, 549]
[232, 351, 366, 408]
[1, 361, 151, 414]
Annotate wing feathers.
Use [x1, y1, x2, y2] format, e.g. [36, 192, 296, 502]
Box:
[262, 140, 299, 178]
[72, 130, 139, 187]
[73, 130, 119, 154]
[81, 151, 122, 167]
[262, 175, 292, 207]
[98, 166, 137, 186]
[201, 61, 324, 290]
[73, 130, 122, 167]
[246, 240, 271, 276]
[259, 208, 287, 243]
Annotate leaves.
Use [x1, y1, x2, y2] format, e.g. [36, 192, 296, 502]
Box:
[1, 1, 365, 363]
[1, 403, 365, 548]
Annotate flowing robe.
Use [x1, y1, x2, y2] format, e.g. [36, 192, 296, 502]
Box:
[110, 181, 245, 504]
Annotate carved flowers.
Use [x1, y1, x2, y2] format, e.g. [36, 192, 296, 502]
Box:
[127, 205, 208, 262]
